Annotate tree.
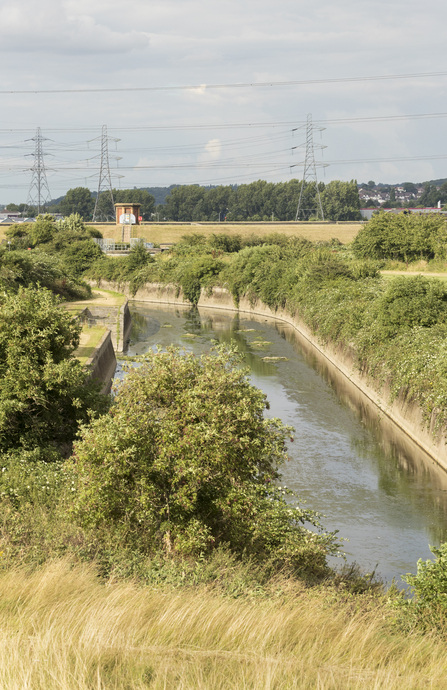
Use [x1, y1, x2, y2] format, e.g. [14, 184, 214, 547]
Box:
[321, 180, 361, 221]
[0, 287, 108, 453]
[71, 345, 337, 575]
[28, 214, 57, 246]
[164, 185, 207, 221]
[113, 189, 156, 221]
[60, 188, 95, 220]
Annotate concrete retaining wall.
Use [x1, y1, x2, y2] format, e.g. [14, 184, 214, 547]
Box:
[95, 280, 447, 473]
[85, 329, 117, 395]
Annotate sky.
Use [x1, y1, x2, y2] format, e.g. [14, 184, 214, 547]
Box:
[1, 0, 447, 203]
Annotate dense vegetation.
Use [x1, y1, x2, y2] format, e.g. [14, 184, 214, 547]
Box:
[72, 345, 338, 575]
[3, 213, 103, 290]
[352, 210, 447, 261]
[161, 178, 361, 221]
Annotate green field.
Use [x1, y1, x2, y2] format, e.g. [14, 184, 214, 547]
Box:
[88, 221, 363, 245]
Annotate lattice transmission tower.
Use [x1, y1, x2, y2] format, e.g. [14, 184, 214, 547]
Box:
[27, 127, 52, 215]
[92, 125, 122, 221]
[294, 114, 328, 221]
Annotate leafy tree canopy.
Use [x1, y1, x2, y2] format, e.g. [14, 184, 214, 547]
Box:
[321, 180, 362, 221]
[59, 188, 95, 220]
[71, 345, 338, 575]
[0, 287, 108, 454]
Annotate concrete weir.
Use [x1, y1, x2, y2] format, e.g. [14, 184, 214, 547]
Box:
[95, 280, 447, 474]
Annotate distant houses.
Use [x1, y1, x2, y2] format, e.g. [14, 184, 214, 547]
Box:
[358, 184, 441, 206]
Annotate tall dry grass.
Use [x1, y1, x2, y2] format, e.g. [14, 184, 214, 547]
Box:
[0, 559, 446, 689]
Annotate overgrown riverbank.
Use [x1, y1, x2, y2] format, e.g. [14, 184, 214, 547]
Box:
[86, 215, 447, 439]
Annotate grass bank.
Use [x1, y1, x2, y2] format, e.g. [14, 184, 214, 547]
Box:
[88, 222, 362, 245]
[0, 559, 446, 690]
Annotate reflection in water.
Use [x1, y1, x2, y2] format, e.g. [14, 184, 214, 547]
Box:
[123, 302, 447, 584]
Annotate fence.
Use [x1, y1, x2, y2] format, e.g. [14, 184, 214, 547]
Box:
[92, 238, 154, 252]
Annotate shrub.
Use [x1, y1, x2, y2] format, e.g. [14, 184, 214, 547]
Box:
[71, 345, 339, 576]
[62, 239, 103, 276]
[0, 287, 108, 453]
[208, 233, 242, 253]
[0, 249, 92, 299]
[180, 256, 225, 305]
[28, 214, 58, 246]
[397, 543, 447, 633]
[377, 276, 447, 335]
[352, 211, 447, 261]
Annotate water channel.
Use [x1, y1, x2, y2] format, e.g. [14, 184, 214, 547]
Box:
[116, 301, 447, 585]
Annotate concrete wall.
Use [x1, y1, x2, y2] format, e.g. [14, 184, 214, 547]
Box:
[95, 280, 447, 473]
[80, 300, 131, 353]
[85, 329, 117, 395]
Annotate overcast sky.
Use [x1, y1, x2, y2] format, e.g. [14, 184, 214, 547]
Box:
[1, 0, 447, 203]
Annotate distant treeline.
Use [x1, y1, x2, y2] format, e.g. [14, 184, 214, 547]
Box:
[6, 179, 361, 222]
[160, 179, 361, 222]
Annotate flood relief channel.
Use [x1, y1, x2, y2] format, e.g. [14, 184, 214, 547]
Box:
[116, 301, 447, 585]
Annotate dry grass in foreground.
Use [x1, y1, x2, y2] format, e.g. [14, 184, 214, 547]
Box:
[0, 559, 446, 689]
[89, 222, 362, 246]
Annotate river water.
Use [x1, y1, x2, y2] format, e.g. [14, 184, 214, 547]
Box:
[117, 301, 447, 585]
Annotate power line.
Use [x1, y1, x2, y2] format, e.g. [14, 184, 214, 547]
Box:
[1, 70, 446, 95]
[3, 110, 447, 135]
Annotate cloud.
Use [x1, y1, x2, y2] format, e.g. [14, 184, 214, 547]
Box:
[203, 139, 221, 160]
[0, 0, 149, 54]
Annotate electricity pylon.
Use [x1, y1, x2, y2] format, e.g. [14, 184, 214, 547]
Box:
[293, 114, 328, 221]
[27, 127, 52, 215]
[92, 125, 121, 221]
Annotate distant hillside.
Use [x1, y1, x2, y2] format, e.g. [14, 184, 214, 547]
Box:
[141, 184, 238, 205]
[359, 178, 447, 189]
[140, 185, 181, 205]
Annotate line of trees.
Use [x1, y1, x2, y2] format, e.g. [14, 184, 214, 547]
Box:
[161, 179, 361, 222]
[4, 179, 361, 223]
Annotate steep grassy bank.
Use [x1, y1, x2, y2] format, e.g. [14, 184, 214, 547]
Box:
[0, 559, 446, 690]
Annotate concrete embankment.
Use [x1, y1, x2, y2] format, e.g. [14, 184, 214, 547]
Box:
[93, 280, 447, 473]
[70, 289, 133, 393]
[85, 328, 117, 395]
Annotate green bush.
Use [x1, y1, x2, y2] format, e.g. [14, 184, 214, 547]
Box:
[180, 256, 225, 305]
[0, 287, 108, 453]
[62, 239, 103, 276]
[71, 345, 339, 576]
[28, 215, 58, 246]
[396, 543, 447, 633]
[208, 233, 242, 253]
[377, 276, 447, 336]
[0, 447, 68, 508]
[0, 248, 92, 300]
[353, 211, 447, 261]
